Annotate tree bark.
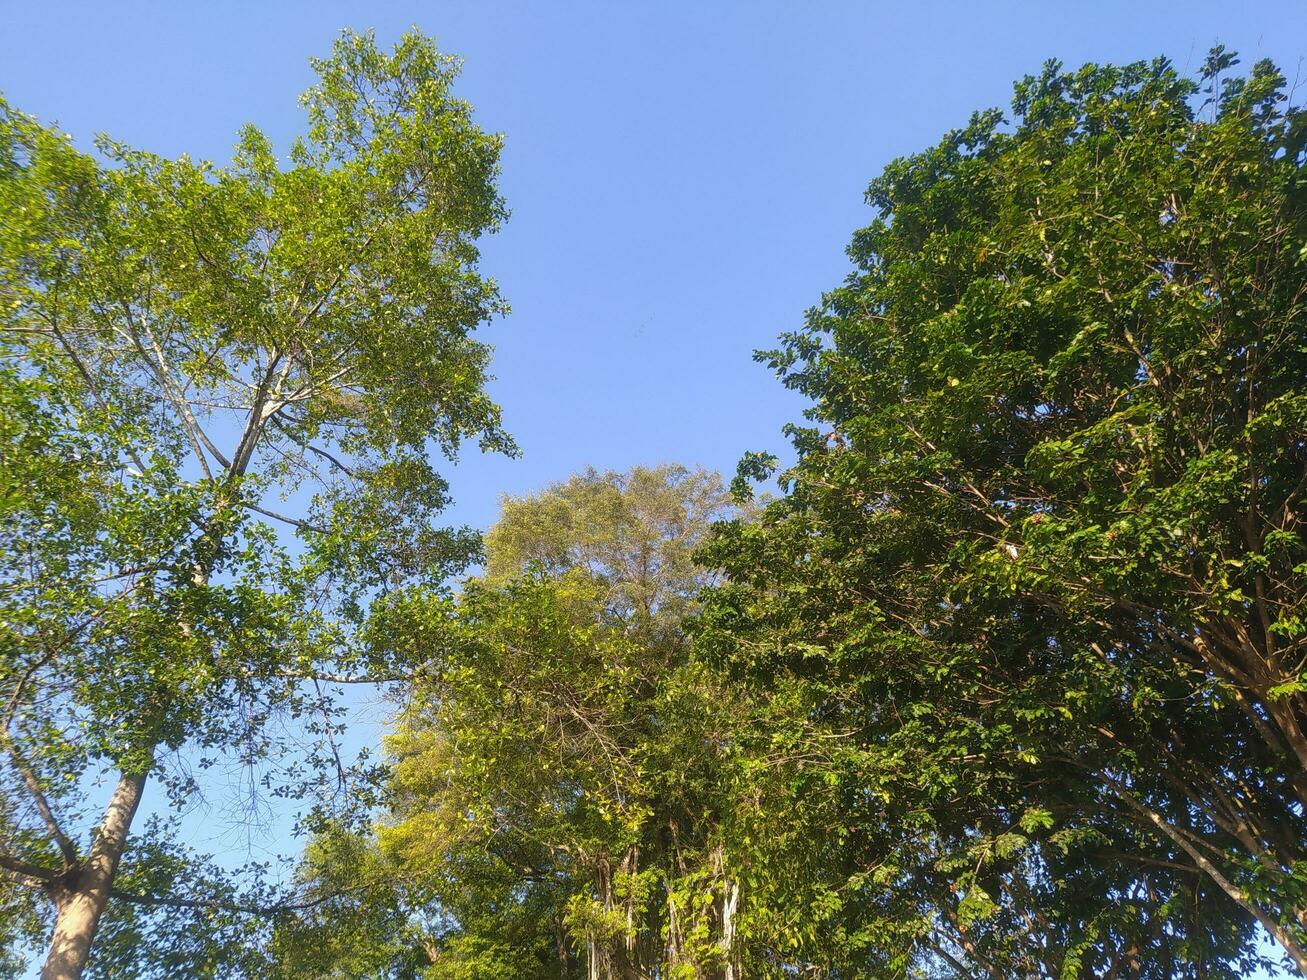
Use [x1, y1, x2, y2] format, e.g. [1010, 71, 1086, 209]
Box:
[41, 767, 148, 980]
[722, 876, 740, 980]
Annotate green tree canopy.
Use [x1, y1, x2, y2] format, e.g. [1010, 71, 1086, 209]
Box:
[702, 50, 1307, 976]
[0, 28, 510, 978]
[284, 465, 744, 979]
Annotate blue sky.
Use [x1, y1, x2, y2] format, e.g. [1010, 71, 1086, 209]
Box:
[6, 1, 1305, 535]
[4, 1, 1307, 974]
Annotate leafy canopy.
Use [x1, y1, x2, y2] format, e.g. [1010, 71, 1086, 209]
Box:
[0, 27, 511, 977]
[277, 466, 745, 979]
[703, 49, 1307, 977]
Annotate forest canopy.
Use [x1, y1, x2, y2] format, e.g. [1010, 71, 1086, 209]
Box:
[2, 30, 1307, 980]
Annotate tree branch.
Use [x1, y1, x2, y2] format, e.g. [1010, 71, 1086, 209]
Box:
[109, 878, 382, 916]
[241, 501, 325, 534]
[0, 851, 57, 882]
[0, 733, 78, 867]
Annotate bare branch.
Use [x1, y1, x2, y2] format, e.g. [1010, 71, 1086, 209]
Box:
[109, 877, 386, 916]
[269, 671, 411, 685]
[0, 851, 57, 882]
[119, 303, 228, 478]
[268, 417, 358, 479]
[0, 732, 78, 867]
[241, 502, 325, 534]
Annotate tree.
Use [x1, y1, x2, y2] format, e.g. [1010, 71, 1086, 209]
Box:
[367, 465, 743, 978]
[701, 51, 1307, 975]
[0, 28, 511, 977]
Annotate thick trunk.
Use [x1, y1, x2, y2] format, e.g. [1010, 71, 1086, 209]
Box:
[41, 768, 148, 980]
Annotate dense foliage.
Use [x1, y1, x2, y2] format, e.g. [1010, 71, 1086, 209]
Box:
[0, 29, 510, 977]
[275, 467, 745, 978]
[3, 33, 1307, 980]
[702, 49, 1307, 976]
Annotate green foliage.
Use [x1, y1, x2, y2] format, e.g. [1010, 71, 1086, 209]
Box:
[264, 828, 434, 980]
[702, 50, 1307, 976]
[293, 466, 744, 978]
[7, 30, 1307, 980]
[0, 28, 510, 975]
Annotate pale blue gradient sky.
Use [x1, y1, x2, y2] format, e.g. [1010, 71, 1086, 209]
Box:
[4, 1, 1306, 975]
[6, 2, 1305, 535]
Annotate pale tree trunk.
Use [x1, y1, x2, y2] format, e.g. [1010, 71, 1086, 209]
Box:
[589, 859, 614, 980]
[554, 914, 572, 976]
[721, 877, 740, 980]
[618, 846, 640, 980]
[664, 886, 683, 970]
[41, 768, 148, 980]
[664, 827, 685, 971]
[711, 841, 741, 980]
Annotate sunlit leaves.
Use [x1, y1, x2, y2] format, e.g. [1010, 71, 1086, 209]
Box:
[704, 49, 1307, 977]
[0, 27, 511, 975]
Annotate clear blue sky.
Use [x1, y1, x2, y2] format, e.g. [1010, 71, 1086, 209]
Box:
[6, 0, 1305, 534]
[4, 2, 1306, 974]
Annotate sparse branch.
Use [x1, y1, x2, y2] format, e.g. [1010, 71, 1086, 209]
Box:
[108, 878, 385, 916]
[0, 851, 57, 882]
[241, 501, 325, 534]
[120, 303, 228, 478]
[269, 670, 411, 685]
[268, 417, 358, 479]
[0, 733, 78, 867]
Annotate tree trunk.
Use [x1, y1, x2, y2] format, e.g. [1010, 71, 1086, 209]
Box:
[619, 846, 640, 980]
[722, 876, 740, 980]
[41, 768, 148, 980]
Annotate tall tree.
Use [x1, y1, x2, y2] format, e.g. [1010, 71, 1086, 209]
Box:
[0, 29, 511, 977]
[360, 465, 742, 978]
[702, 50, 1307, 976]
